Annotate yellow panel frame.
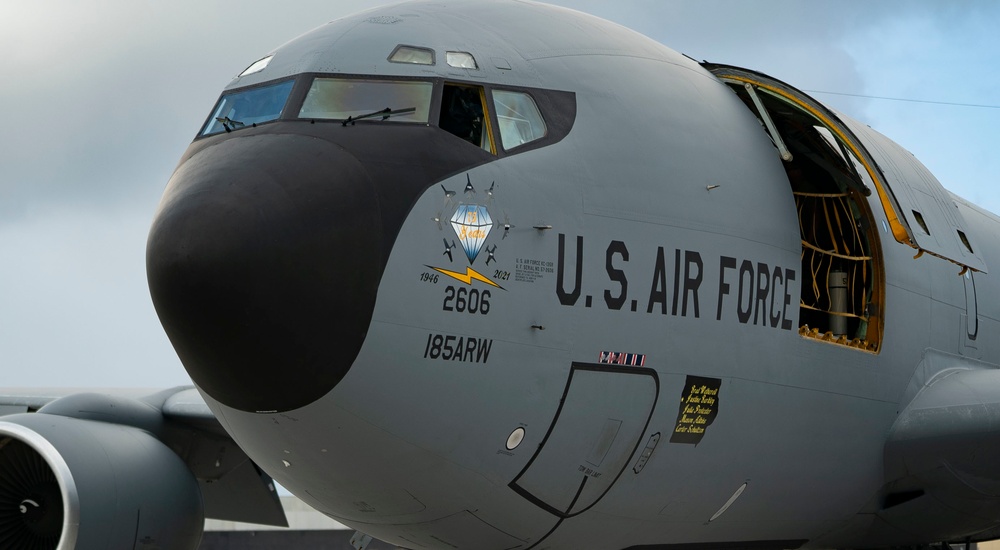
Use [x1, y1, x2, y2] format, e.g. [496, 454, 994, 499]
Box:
[720, 74, 912, 249]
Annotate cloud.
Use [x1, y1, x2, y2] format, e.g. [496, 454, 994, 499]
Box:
[0, 0, 381, 387]
[839, 2, 1000, 212]
[0, 0, 377, 223]
[0, 204, 188, 387]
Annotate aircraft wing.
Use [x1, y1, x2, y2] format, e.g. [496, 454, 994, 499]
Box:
[0, 387, 168, 414]
[0, 386, 288, 529]
[880, 355, 1000, 542]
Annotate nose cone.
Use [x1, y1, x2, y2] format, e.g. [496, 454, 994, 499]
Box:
[147, 134, 379, 413]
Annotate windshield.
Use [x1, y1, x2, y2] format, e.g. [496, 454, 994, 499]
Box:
[201, 79, 294, 136]
[493, 90, 546, 150]
[299, 78, 432, 123]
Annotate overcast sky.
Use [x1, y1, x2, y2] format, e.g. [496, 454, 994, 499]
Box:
[2, 1, 998, 388]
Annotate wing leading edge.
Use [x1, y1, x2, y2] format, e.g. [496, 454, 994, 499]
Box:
[881, 357, 1000, 543]
[0, 386, 288, 529]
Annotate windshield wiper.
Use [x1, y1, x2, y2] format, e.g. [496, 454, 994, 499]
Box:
[342, 107, 416, 126]
[216, 116, 245, 133]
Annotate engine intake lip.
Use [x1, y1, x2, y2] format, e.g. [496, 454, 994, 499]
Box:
[0, 421, 80, 550]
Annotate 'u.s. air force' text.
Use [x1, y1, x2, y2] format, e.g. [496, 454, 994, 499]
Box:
[555, 234, 796, 330]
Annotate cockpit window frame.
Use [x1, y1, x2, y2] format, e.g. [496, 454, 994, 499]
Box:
[479, 82, 576, 158]
[388, 44, 436, 66]
[440, 81, 496, 154]
[492, 89, 548, 151]
[195, 74, 578, 158]
[198, 77, 297, 138]
[288, 73, 442, 125]
[298, 77, 436, 124]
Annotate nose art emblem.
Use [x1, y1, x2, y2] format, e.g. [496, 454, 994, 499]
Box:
[451, 204, 492, 263]
[429, 174, 505, 289]
[448, 174, 494, 263]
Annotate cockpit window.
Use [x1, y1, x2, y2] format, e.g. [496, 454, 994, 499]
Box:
[492, 90, 546, 150]
[239, 55, 273, 77]
[440, 83, 494, 153]
[201, 79, 294, 136]
[299, 79, 432, 123]
[388, 45, 434, 65]
[445, 51, 478, 69]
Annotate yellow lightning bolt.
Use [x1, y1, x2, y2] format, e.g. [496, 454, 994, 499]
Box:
[427, 266, 504, 289]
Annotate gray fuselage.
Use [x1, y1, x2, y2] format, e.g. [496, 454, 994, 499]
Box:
[146, 2, 1000, 549]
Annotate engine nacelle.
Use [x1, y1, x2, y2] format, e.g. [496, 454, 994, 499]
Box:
[0, 412, 204, 550]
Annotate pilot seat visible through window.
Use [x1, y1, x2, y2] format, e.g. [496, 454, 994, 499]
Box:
[440, 84, 493, 153]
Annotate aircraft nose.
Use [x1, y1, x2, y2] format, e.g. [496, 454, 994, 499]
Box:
[147, 134, 380, 413]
